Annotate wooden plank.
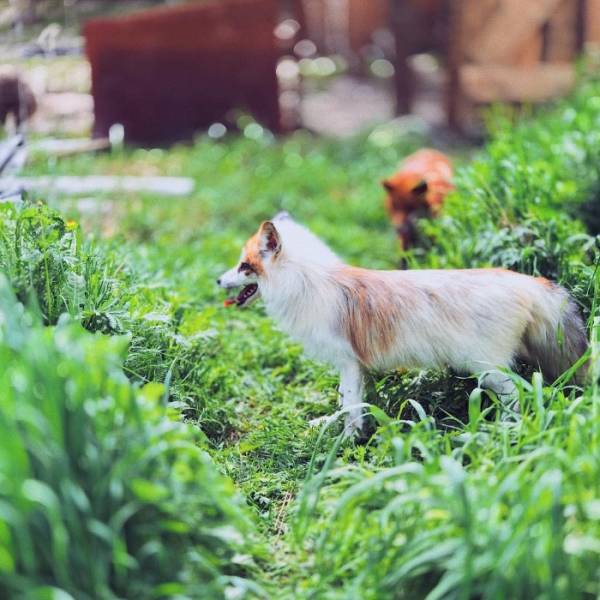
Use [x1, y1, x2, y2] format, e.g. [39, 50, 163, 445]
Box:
[3, 176, 195, 197]
[85, 0, 280, 144]
[514, 32, 544, 65]
[30, 138, 110, 157]
[464, 0, 564, 63]
[391, 0, 419, 114]
[302, 0, 327, 52]
[445, 0, 464, 129]
[459, 0, 498, 39]
[458, 0, 498, 60]
[0, 134, 24, 175]
[460, 63, 575, 102]
[545, 0, 578, 60]
[348, 0, 388, 52]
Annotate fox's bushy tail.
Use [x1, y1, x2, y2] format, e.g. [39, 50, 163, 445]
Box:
[522, 283, 588, 383]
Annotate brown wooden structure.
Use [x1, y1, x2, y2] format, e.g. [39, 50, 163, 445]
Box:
[85, 0, 280, 146]
[390, 0, 449, 114]
[298, 0, 389, 55]
[393, 0, 600, 130]
[447, 0, 589, 129]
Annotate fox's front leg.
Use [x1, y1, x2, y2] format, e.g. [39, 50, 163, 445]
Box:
[339, 362, 365, 436]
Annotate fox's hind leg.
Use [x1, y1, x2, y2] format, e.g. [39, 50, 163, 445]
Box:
[339, 361, 365, 436]
[464, 352, 518, 402]
[479, 368, 521, 418]
[465, 354, 519, 414]
[479, 370, 517, 398]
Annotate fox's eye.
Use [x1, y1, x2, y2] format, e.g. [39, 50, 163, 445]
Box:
[411, 180, 428, 195]
[239, 262, 254, 273]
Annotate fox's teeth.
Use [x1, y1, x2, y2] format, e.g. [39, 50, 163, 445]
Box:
[235, 283, 258, 306]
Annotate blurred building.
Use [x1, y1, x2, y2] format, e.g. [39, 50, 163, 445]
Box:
[76, 0, 600, 143]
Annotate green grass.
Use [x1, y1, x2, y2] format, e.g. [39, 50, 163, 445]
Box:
[0, 278, 261, 599]
[1, 75, 599, 598]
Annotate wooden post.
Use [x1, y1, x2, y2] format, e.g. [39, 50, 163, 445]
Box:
[584, 0, 600, 45]
[85, 0, 280, 146]
[544, 0, 579, 61]
[390, 0, 418, 115]
[446, 0, 464, 130]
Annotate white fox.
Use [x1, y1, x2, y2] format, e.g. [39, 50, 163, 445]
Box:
[218, 213, 588, 434]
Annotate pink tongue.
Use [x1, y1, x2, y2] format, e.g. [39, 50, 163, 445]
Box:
[223, 284, 258, 308]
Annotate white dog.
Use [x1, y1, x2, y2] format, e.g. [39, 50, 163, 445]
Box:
[218, 213, 587, 434]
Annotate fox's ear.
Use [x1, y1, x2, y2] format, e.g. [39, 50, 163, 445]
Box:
[272, 210, 291, 222]
[258, 221, 281, 255]
[382, 179, 394, 193]
[411, 180, 428, 194]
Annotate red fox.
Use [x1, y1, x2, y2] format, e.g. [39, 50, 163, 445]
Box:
[382, 149, 453, 249]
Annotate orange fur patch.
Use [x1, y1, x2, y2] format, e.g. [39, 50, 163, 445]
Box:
[241, 222, 281, 274]
[536, 276, 554, 289]
[243, 234, 265, 275]
[385, 149, 453, 208]
[333, 267, 403, 367]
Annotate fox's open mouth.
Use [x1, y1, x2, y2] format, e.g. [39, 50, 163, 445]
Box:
[225, 283, 259, 307]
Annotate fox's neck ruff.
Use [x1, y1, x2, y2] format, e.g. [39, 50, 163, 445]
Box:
[260, 256, 337, 327]
[258, 218, 343, 335]
[258, 255, 363, 368]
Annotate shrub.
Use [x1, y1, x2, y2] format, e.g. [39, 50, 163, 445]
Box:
[0, 201, 124, 332]
[0, 278, 261, 599]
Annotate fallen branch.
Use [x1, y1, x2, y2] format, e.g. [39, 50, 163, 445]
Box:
[3, 175, 195, 197]
[0, 135, 25, 175]
[30, 138, 111, 158]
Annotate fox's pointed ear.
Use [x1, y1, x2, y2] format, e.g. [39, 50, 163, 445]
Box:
[258, 221, 281, 255]
[411, 180, 428, 194]
[382, 179, 394, 192]
[272, 210, 291, 222]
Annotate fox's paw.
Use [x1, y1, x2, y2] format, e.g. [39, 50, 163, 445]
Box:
[343, 414, 364, 438]
[308, 412, 364, 437]
[309, 414, 335, 428]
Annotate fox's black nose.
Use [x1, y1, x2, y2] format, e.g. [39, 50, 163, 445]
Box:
[216, 278, 221, 286]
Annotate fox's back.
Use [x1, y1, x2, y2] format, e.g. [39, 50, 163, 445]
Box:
[336, 266, 546, 309]
[331, 265, 574, 372]
[373, 266, 556, 320]
[401, 149, 452, 179]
